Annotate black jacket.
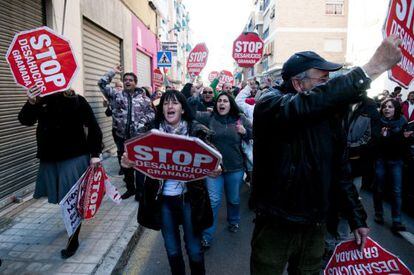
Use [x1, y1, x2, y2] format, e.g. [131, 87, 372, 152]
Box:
[18, 93, 102, 161]
[251, 67, 369, 230]
[137, 120, 214, 234]
[374, 116, 408, 160]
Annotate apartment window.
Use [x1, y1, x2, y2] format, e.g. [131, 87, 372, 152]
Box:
[262, 28, 269, 40]
[326, 0, 344, 15]
[262, 57, 269, 71]
[263, 0, 271, 12]
[324, 39, 343, 52]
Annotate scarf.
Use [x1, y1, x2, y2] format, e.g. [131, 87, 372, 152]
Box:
[159, 120, 189, 136]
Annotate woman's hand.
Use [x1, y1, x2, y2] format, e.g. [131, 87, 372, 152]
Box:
[207, 166, 222, 178]
[90, 157, 101, 167]
[236, 123, 246, 135]
[381, 127, 389, 137]
[113, 64, 123, 74]
[121, 152, 135, 168]
[403, 131, 413, 138]
[27, 85, 42, 105]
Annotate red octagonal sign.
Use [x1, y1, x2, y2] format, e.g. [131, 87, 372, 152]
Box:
[6, 26, 78, 96]
[324, 237, 412, 275]
[187, 43, 209, 79]
[233, 32, 264, 68]
[384, 0, 414, 88]
[125, 130, 222, 181]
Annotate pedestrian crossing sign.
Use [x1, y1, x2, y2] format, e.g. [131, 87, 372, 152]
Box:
[157, 51, 172, 67]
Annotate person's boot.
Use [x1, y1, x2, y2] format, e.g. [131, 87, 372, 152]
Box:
[391, 221, 406, 233]
[122, 168, 136, 199]
[167, 255, 186, 275]
[189, 258, 205, 275]
[61, 224, 81, 259]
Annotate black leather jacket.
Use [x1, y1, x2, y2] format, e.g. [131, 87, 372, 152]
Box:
[251, 67, 369, 230]
[137, 120, 214, 234]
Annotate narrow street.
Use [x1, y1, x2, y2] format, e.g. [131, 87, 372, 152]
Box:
[123, 185, 414, 274]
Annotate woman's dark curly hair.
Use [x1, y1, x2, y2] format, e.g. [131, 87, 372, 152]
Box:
[155, 90, 195, 124]
[213, 92, 241, 118]
[380, 98, 402, 119]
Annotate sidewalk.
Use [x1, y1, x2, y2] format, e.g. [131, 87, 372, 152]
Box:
[0, 156, 140, 275]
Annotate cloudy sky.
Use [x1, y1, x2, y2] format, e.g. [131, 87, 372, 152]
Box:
[182, 0, 252, 81]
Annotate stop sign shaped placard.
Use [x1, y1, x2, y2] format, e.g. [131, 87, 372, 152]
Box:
[153, 68, 163, 88]
[5, 26, 78, 96]
[217, 70, 234, 90]
[324, 237, 412, 275]
[208, 71, 219, 83]
[187, 43, 209, 78]
[384, 0, 414, 88]
[125, 129, 222, 181]
[233, 32, 264, 68]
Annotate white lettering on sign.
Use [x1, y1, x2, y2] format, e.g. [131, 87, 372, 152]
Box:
[327, 259, 400, 275]
[29, 34, 66, 87]
[396, 0, 414, 30]
[335, 247, 379, 262]
[133, 145, 213, 167]
[189, 52, 207, 63]
[235, 41, 263, 53]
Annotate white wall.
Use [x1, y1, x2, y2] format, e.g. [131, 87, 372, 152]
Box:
[45, 0, 134, 95]
[346, 0, 411, 99]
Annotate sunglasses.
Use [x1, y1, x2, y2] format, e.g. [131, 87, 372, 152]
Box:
[203, 91, 213, 94]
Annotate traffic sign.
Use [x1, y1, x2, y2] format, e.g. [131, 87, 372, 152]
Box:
[384, 0, 414, 88]
[161, 42, 178, 53]
[157, 51, 172, 67]
[5, 26, 79, 96]
[233, 32, 264, 68]
[125, 129, 222, 181]
[324, 237, 412, 275]
[187, 43, 209, 78]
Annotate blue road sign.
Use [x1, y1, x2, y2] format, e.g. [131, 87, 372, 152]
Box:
[157, 51, 172, 67]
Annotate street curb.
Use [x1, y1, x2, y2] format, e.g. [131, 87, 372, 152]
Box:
[93, 207, 144, 275]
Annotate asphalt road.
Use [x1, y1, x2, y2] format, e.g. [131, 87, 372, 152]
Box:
[123, 186, 414, 274]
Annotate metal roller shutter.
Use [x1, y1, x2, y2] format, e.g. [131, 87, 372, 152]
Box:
[0, 0, 44, 201]
[136, 50, 152, 87]
[82, 18, 121, 152]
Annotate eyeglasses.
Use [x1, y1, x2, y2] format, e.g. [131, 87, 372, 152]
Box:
[203, 91, 213, 95]
[303, 76, 330, 83]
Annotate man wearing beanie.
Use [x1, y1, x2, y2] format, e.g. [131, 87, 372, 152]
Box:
[250, 36, 403, 274]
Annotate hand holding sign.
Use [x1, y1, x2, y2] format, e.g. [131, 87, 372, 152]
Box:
[362, 35, 402, 81]
[27, 85, 42, 105]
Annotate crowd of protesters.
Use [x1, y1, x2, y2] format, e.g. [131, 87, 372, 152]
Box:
[17, 34, 414, 274]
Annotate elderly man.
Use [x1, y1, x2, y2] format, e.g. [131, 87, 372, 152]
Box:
[187, 86, 215, 113]
[250, 36, 402, 274]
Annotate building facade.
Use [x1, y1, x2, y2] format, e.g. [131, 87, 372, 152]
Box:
[0, 0, 166, 207]
[240, 0, 349, 82]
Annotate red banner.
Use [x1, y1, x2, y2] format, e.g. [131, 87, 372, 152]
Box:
[5, 26, 78, 96]
[384, 0, 414, 88]
[324, 237, 412, 274]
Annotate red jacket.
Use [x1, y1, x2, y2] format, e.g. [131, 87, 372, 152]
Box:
[402, 101, 414, 122]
